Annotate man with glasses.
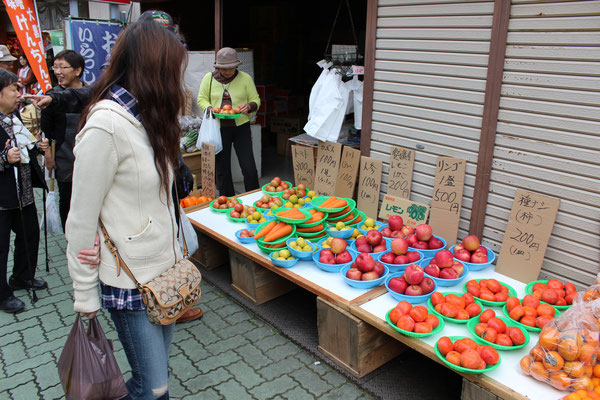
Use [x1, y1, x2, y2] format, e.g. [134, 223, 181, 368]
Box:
[40, 50, 86, 229]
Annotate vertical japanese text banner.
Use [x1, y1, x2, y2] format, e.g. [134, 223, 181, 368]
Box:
[65, 18, 122, 85]
[3, 0, 52, 92]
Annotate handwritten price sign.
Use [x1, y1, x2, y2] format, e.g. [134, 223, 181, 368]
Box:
[496, 189, 560, 283]
[335, 146, 360, 198]
[429, 157, 466, 246]
[291, 145, 315, 189]
[314, 141, 342, 196]
[201, 143, 216, 199]
[357, 156, 382, 219]
[387, 146, 415, 199]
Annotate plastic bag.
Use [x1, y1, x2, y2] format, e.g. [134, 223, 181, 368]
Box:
[520, 301, 600, 393]
[196, 109, 222, 154]
[41, 178, 63, 234]
[178, 206, 199, 256]
[57, 316, 128, 400]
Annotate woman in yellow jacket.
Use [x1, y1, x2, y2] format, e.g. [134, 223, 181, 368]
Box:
[197, 47, 261, 196]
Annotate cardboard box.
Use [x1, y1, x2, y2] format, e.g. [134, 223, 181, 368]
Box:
[182, 151, 202, 182]
[271, 116, 303, 135]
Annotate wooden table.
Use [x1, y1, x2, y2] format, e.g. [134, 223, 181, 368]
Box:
[186, 190, 562, 398]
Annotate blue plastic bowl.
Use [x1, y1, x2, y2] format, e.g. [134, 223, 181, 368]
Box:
[448, 245, 496, 271]
[269, 252, 299, 268]
[312, 249, 356, 273]
[327, 227, 354, 239]
[385, 272, 437, 304]
[375, 250, 424, 274]
[340, 264, 389, 289]
[246, 221, 261, 230]
[350, 239, 389, 258]
[286, 237, 317, 261]
[357, 220, 385, 236]
[420, 257, 470, 287]
[408, 235, 447, 259]
[235, 229, 256, 244]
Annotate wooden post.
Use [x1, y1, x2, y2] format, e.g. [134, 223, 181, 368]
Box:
[214, 0, 222, 51]
[359, 0, 378, 157]
[469, 0, 511, 237]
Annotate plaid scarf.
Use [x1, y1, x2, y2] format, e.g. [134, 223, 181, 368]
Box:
[108, 84, 141, 121]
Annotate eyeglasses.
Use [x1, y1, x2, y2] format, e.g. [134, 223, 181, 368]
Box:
[52, 66, 73, 72]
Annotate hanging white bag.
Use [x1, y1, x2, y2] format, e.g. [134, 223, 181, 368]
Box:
[41, 173, 63, 234]
[196, 109, 222, 154]
[178, 207, 199, 256]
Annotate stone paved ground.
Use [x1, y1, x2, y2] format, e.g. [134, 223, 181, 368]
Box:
[0, 192, 377, 400]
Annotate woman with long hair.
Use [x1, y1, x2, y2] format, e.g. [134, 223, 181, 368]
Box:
[65, 18, 187, 399]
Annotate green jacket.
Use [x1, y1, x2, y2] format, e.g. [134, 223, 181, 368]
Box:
[196, 71, 260, 126]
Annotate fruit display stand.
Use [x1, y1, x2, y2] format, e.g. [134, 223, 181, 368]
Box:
[351, 267, 560, 400]
[186, 189, 404, 377]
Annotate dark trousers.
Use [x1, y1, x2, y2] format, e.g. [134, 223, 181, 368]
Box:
[216, 123, 259, 196]
[0, 204, 39, 301]
[57, 180, 72, 230]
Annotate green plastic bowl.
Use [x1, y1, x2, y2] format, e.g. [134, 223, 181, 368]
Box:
[296, 228, 327, 238]
[311, 197, 355, 213]
[214, 112, 242, 119]
[385, 308, 445, 338]
[297, 211, 329, 228]
[462, 279, 517, 307]
[326, 203, 356, 221]
[256, 241, 286, 254]
[466, 315, 530, 351]
[209, 198, 243, 213]
[273, 207, 312, 224]
[524, 280, 572, 311]
[434, 336, 502, 374]
[261, 181, 293, 197]
[346, 209, 365, 227]
[426, 292, 484, 324]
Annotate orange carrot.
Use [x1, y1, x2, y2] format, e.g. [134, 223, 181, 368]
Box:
[340, 212, 356, 222]
[254, 221, 276, 240]
[319, 196, 337, 208]
[304, 212, 324, 224]
[264, 224, 293, 242]
[308, 208, 317, 215]
[296, 224, 324, 233]
[329, 206, 350, 218]
[267, 221, 288, 236]
[328, 199, 347, 209]
[265, 242, 286, 249]
[277, 208, 306, 219]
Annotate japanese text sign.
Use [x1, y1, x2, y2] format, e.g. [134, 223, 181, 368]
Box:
[496, 189, 560, 283]
[379, 194, 429, 228]
[314, 141, 342, 196]
[65, 18, 122, 85]
[335, 146, 360, 198]
[357, 156, 382, 219]
[291, 145, 315, 189]
[387, 146, 415, 199]
[201, 143, 215, 199]
[3, 0, 52, 92]
[429, 157, 466, 246]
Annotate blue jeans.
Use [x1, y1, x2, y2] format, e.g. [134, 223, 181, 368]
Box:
[109, 308, 175, 400]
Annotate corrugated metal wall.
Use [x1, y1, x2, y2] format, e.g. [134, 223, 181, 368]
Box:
[486, 0, 600, 287]
[371, 0, 495, 242]
[372, 0, 600, 288]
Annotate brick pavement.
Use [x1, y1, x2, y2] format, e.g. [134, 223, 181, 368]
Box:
[0, 193, 376, 400]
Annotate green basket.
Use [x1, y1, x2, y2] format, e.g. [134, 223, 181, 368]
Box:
[501, 304, 560, 333]
[255, 221, 296, 246]
[297, 228, 327, 238]
[261, 181, 293, 196]
[426, 292, 483, 324]
[466, 316, 530, 351]
[346, 209, 365, 227]
[226, 212, 247, 223]
[209, 198, 243, 213]
[311, 197, 355, 213]
[434, 336, 502, 374]
[326, 203, 356, 221]
[524, 280, 572, 311]
[462, 279, 517, 307]
[385, 309, 445, 338]
[273, 207, 312, 224]
[214, 112, 242, 119]
[297, 211, 329, 228]
[256, 241, 286, 254]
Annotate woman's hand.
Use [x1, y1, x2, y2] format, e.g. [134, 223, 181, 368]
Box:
[79, 310, 98, 319]
[45, 154, 55, 173]
[23, 94, 53, 110]
[78, 233, 101, 268]
[38, 138, 49, 152]
[238, 103, 251, 114]
[5, 140, 20, 164]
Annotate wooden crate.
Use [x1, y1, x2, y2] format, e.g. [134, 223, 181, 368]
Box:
[317, 297, 405, 378]
[229, 249, 296, 305]
[462, 379, 500, 400]
[189, 230, 228, 270]
[183, 151, 202, 183]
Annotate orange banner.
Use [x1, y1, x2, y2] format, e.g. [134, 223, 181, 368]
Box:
[3, 0, 52, 92]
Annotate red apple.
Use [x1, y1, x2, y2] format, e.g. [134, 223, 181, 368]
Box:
[416, 224, 433, 242]
[320, 249, 334, 258]
[391, 238, 409, 256]
[366, 230, 383, 247]
[475, 246, 488, 255]
[330, 238, 347, 255]
[406, 234, 418, 247]
[373, 262, 385, 277]
[451, 261, 464, 277]
[405, 251, 421, 263]
[471, 252, 489, 264]
[424, 264, 440, 278]
[380, 227, 393, 238]
[380, 252, 396, 264]
[405, 285, 424, 296]
[335, 250, 353, 264]
[393, 255, 409, 265]
[373, 244, 387, 253]
[362, 271, 380, 281]
[462, 235, 481, 252]
[419, 277, 435, 294]
[356, 244, 372, 253]
[401, 225, 415, 237]
[346, 268, 362, 280]
[388, 276, 408, 294]
[428, 236, 444, 250]
[355, 253, 376, 273]
[412, 241, 429, 250]
[404, 264, 424, 285]
[434, 250, 454, 268]
[319, 254, 335, 264]
[355, 236, 368, 247]
[439, 267, 458, 280]
[454, 249, 471, 263]
[388, 215, 404, 232]
[390, 230, 404, 239]
[453, 243, 465, 252]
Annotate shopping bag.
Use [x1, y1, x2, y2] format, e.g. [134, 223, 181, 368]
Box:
[179, 206, 199, 256]
[196, 109, 222, 154]
[41, 178, 63, 234]
[57, 316, 128, 400]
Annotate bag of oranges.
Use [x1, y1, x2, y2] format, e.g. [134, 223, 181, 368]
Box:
[520, 301, 600, 393]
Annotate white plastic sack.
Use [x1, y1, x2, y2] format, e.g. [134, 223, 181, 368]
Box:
[304, 68, 346, 141]
[308, 60, 333, 121]
[41, 178, 63, 234]
[178, 207, 199, 256]
[346, 75, 363, 130]
[196, 109, 222, 154]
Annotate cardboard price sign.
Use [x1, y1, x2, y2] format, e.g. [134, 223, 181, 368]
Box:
[357, 156, 382, 219]
[387, 146, 415, 199]
[379, 194, 429, 228]
[335, 146, 360, 198]
[291, 145, 315, 189]
[496, 189, 560, 283]
[314, 141, 342, 196]
[201, 143, 216, 199]
[429, 157, 466, 247]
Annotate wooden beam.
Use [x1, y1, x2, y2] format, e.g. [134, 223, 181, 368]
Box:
[469, 0, 511, 237]
[214, 0, 222, 52]
[360, 0, 378, 157]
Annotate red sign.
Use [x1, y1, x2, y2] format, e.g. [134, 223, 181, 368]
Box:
[3, 0, 52, 92]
